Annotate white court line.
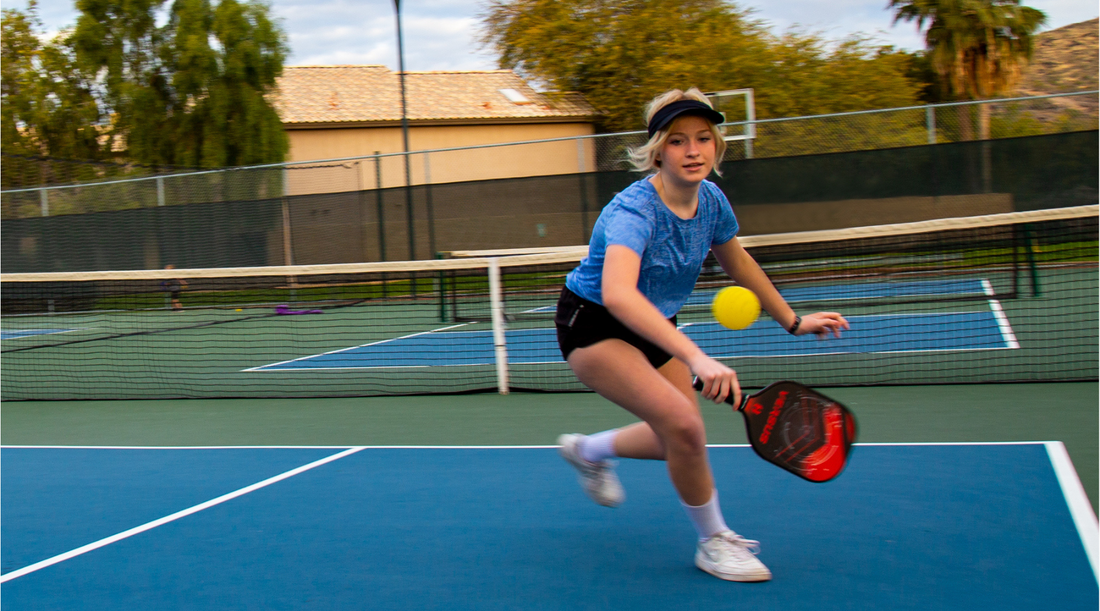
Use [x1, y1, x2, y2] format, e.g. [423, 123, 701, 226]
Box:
[1045, 441, 1099, 584]
[241, 323, 471, 371]
[0, 444, 561, 450]
[0, 328, 81, 340]
[981, 279, 1020, 349]
[251, 312, 1015, 372]
[0, 441, 1064, 451]
[1, 445, 367, 450]
[0, 446, 366, 583]
[243, 345, 1019, 371]
[677, 311, 1003, 326]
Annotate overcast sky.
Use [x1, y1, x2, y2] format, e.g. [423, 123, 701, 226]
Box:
[23, 0, 1099, 72]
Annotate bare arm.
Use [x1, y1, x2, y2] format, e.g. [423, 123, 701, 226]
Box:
[601, 244, 740, 403]
[711, 237, 848, 337]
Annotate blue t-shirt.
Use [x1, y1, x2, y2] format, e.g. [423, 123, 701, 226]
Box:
[565, 178, 739, 317]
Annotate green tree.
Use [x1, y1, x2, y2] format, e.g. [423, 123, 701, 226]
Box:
[71, 0, 288, 168]
[898, 49, 946, 104]
[480, 0, 925, 132]
[164, 0, 289, 167]
[758, 33, 923, 117]
[2, 2, 110, 183]
[889, 0, 1047, 139]
[481, 0, 771, 132]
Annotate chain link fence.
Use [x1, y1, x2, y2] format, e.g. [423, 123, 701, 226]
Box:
[3, 91, 1095, 221]
[0, 153, 200, 192]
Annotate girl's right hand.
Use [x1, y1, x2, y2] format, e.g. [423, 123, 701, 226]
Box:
[690, 355, 741, 406]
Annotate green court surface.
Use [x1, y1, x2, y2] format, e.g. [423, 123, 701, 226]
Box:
[2, 382, 1095, 515]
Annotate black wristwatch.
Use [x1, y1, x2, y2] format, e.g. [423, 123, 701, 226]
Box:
[788, 315, 802, 335]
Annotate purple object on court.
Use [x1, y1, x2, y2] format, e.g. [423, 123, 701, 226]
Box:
[275, 304, 323, 315]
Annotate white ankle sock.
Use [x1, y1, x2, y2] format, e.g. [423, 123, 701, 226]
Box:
[579, 429, 619, 463]
[681, 490, 729, 541]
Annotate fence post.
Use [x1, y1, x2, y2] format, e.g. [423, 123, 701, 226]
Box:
[40, 188, 48, 217]
[374, 152, 386, 263]
[375, 152, 388, 297]
[745, 88, 756, 159]
[578, 139, 590, 243]
[424, 153, 436, 258]
[926, 106, 936, 145]
[405, 150, 415, 265]
[156, 176, 165, 206]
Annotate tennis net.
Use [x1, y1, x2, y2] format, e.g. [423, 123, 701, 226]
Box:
[2, 205, 1096, 400]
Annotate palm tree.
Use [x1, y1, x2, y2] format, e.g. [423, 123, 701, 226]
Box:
[889, 0, 1046, 140]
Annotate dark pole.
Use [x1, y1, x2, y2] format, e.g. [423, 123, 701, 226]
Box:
[394, 0, 414, 263]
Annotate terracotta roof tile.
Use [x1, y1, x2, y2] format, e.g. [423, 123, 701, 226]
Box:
[273, 66, 598, 125]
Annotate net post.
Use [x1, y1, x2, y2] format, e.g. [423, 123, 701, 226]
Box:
[435, 251, 446, 322]
[488, 257, 509, 394]
[1022, 223, 1042, 297]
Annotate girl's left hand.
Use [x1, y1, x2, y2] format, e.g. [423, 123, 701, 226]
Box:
[795, 312, 850, 339]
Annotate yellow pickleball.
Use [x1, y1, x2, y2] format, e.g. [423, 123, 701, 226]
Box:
[712, 286, 760, 330]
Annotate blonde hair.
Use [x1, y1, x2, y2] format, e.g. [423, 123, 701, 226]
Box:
[627, 88, 727, 175]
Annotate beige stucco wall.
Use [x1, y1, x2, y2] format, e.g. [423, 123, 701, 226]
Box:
[284, 122, 597, 196]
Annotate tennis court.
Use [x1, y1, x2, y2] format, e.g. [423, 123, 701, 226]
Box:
[2, 207, 1096, 608]
[243, 277, 1015, 370]
[2, 383, 1097, 609]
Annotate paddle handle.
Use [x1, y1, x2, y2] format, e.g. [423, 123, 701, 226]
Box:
[691, 377, 748, 410]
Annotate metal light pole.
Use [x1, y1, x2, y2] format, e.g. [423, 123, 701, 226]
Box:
[393, 0, 415, 262]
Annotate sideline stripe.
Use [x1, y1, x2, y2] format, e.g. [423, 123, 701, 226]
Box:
[0, 446, 366, 583]
[0, 445, 562, 450]
[981, 279, 1020, 349]
[0, 442, 1056, 451]
[1045, 441, 1099, 584]
[242, 323, 473, 371]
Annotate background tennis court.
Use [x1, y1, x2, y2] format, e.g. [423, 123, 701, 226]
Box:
[3, 207, 1096, 400]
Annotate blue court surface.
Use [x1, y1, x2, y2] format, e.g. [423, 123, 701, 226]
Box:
[522, 279, 988, 313]
[683, 278, 988, 306]
[249, 311, 1016, 371]
[2, 443, 1096, 610]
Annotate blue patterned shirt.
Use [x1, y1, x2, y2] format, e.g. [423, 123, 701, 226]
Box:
[565, 178, 739, 317]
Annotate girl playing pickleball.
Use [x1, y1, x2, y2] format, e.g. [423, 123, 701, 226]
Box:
[555, 88, 848, 582]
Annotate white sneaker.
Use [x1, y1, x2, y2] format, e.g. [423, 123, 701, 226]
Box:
[557, 433, 624, 507]
[695, 531, 773, 582]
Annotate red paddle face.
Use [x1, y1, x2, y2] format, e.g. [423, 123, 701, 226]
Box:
[739, 382, 856, 482]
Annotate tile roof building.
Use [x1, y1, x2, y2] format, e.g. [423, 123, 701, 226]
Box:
[269, 66, 602, 262]
[272, 66, 600, 194]
[274, 66, 597, 127]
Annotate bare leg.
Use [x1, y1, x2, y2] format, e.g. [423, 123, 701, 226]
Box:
[611, 357, 697, 460]
[568, 340, 713, 506]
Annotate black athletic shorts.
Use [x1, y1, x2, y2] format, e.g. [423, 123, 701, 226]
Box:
[555, 287, 676, 369]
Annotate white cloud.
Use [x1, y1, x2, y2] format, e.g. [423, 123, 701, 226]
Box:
[276, 0, 496, 69]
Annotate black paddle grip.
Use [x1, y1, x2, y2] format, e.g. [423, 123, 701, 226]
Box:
[691, 377, 738, 406]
